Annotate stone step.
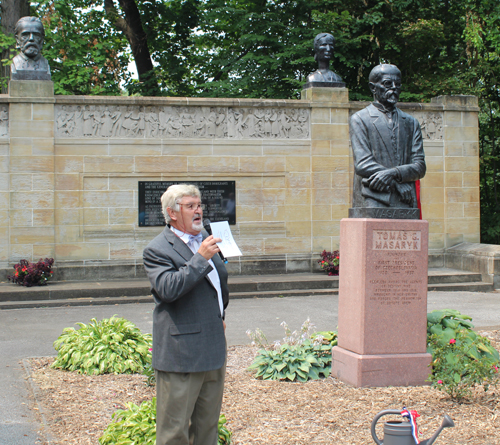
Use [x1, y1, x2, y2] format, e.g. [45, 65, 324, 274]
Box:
[427, 269, 483, 284]
[427, 281, 495, 292]
[0, 295, 154, 310]
[0, 269, 493, 310]
[230, 288, 338, 299]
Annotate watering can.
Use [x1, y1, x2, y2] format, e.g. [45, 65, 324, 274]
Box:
[371, 409, 454, 445]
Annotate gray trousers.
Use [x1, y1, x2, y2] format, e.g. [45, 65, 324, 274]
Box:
[155, 363, 226, 445]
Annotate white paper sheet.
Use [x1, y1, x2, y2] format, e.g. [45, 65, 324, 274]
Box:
[210, 221, 242, 258]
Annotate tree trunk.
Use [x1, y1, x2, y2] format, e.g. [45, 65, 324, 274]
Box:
[0, 0, 30, 92]
[104, 0, 160, 95]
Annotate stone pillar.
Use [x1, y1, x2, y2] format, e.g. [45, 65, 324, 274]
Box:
[301, 87, 350, 252]
[432, 95, 481, 248]
[332, 218, 432, 387]
[8, 81, 55, 263]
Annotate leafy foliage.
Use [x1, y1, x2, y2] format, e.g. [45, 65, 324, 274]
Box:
[428, 330, 499, 400]
[247, 319, 333, 382]
[218, 414, 232, 445]
[99, 398, 157, 445]
[313, 330, 338, 348]
[427, 309, 500, 400]
[318, 250, 340, 276]
[8, 258, 54, 287]
[34, 0, 131, 95]
[52, 316, 152, 375]
[99, 397, 232, 445]
[142, 361, 155, 387]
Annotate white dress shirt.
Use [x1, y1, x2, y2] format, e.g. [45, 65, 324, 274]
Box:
[170, 226, 224, 316]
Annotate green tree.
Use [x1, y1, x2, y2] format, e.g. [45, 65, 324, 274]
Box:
[33, 0, 131, 95]
[0, 0, 30, 92]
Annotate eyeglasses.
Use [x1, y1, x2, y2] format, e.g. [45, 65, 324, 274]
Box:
[177, 203, 206, 211]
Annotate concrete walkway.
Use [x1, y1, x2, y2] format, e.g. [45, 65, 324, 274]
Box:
[1, 290, 499, 443]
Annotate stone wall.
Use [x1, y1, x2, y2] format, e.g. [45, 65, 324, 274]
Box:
[0, 81, 480, 279]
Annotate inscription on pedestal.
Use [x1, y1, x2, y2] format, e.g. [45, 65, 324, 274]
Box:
[370, 231, 423, 308]
[373, 230, 421, 251]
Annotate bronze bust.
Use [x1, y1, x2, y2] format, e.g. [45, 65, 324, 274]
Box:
[304, 33, 345, 89]
[349, 64, 426, 219]
[11, 16, 51, 81]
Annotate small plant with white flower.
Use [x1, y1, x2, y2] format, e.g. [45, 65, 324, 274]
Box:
[247, 319, 335, 382]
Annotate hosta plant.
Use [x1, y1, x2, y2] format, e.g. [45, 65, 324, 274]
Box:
[247, 319, 332, 382]
[52, 316, 152, 375]
[99, 398, 232, 445]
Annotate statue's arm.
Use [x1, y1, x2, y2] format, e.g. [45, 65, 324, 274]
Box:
[350, 113, 386, 178]
[397, 117, 426, 183]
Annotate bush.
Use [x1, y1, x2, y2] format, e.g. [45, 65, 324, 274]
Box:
[52, 316, 152, 375]
[247, 319, 333, 382]
[99, 398, 232, 445]
[318, 250, 340, 276]
[8, 258, 54, 287]
[427, 309, 500, 400]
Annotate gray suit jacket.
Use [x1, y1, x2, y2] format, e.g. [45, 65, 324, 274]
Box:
[143, 226, 229, 373]
[350, 104, 426, 208]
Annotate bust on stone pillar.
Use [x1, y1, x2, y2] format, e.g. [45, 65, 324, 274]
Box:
[303, 33, 345, 89]
[10, 16, 51, 81]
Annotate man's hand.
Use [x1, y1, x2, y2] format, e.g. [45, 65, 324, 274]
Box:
[366, 168, 397, 192]
[198, 235, 222, 260]
[394, 182, 414, 205]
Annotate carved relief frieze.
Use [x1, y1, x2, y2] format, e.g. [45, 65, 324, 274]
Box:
[55, 105, 311, 140]
[0, 105, 8, 137]
[414, 112, 443, 141]
[348, 108, 444, 141]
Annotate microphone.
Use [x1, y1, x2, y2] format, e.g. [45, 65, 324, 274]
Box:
[203, 219, 228, 264]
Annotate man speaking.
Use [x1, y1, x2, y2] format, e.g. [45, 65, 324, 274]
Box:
[143, 184, 229, 445]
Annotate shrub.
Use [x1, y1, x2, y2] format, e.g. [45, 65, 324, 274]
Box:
[427, 309, 500, 400]
[8, 258, 54, 287]
[427, 309, 499, 362]
[318, 250, 340, 276]
[52, 316, 152, 375]
[247, 319, 333, 382]
[99, 398, 232, 445]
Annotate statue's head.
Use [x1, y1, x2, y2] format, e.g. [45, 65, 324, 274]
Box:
[369, 64, 402, 108]
[15, 17, 45, 59]
[314, 33, 335, 63]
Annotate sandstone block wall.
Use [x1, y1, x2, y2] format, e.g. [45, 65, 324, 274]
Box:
[0, 81, 480, 278]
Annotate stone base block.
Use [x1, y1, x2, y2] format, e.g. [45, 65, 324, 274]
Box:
[332, 346, 432, 387]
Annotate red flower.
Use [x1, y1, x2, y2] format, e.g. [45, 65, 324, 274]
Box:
[437, 380, 443, 384]
[449, 339, 456, 344]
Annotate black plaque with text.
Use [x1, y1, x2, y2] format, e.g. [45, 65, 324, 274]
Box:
[139, 181, 236, 226]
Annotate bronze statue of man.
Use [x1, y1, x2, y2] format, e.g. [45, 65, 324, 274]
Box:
[305, 33, 344, 88]
[350, 64, 425, 217]
[11, 16, 51, 81]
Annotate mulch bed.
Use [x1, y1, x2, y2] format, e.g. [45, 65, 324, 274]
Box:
[28, 330, 500, 445]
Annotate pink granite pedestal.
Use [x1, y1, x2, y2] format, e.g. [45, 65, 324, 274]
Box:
[332, 218, 432, 387]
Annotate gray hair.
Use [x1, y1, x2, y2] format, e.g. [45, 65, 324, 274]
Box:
[161, 184, 201, 224]
[15, 17, 45, 38]
[369, 64, 401, 84]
